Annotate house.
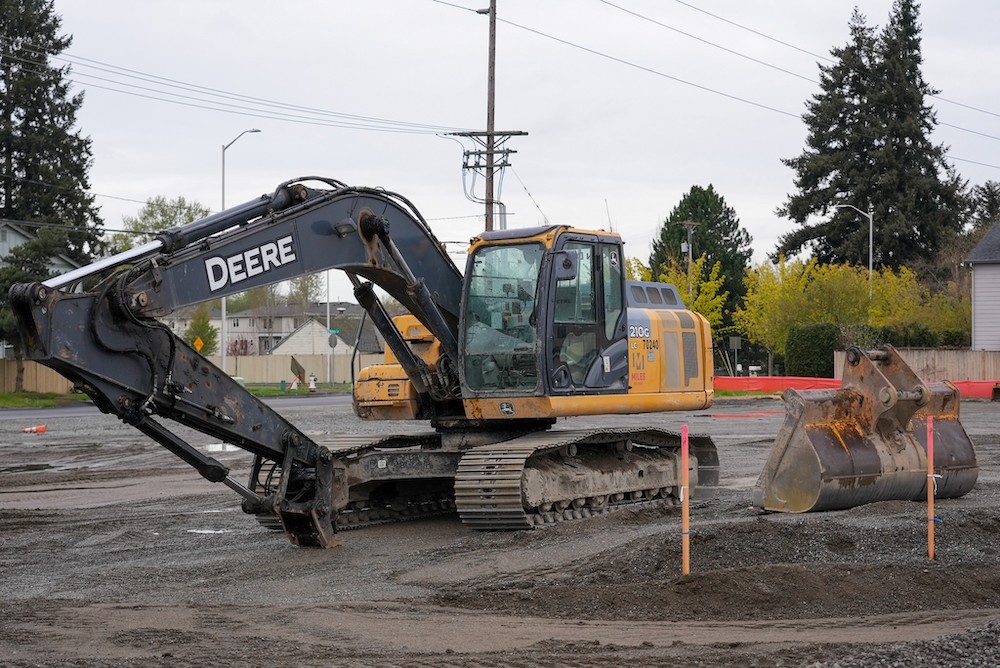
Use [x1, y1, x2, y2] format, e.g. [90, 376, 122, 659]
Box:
[271, 312, 384, 356]
[0, 219, 82, 277]
[159, 300, 381, 355]
[965, 225, 1000, 350]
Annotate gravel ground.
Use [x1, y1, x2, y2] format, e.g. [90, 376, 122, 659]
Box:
[0, 395, 998, 667]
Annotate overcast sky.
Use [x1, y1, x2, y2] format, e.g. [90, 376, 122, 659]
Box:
[53, 0, 1000, 303]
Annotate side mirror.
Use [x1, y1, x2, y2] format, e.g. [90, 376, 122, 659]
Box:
[553, 250, 577, 281]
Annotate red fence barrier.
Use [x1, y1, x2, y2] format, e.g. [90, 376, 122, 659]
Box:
[714, 376, 998, 399]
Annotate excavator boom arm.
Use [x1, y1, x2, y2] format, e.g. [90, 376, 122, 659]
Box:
[10, 178, 466, 547]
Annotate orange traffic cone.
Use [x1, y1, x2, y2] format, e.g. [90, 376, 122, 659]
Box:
[21, 424, 46, 433]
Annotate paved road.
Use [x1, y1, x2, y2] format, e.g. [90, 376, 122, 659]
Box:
[0, 393, 354, 422]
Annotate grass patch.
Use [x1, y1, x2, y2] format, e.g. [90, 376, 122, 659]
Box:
[246, 384, 351, 397]
[0, 391, 93, 409]
[714, 390, 782, 398]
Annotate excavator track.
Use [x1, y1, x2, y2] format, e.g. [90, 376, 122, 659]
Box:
[454, 427, 718, 530]
[252, 432, 460, 535]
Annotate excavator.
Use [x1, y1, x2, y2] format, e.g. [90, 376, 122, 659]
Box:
[10, 177, 979, 547]
[10, 177, 719, 547]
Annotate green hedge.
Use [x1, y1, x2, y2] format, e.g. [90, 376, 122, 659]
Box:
[785, 323, 840, 377]
[842, 324, 971, 349]
[784, 321, 972, 379]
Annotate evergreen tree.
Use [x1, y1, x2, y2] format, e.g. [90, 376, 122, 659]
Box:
[971, 181, 1000, 232]
[776, 1, 965, 270]
[649, 184, 751, 326]
[0, 1, 101, 259]
[0, 1, 103, 389]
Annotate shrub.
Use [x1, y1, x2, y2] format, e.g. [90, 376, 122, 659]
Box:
[785, 323, 840, 377]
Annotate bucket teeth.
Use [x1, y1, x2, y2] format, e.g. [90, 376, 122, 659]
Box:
[753, 345, 978, 513]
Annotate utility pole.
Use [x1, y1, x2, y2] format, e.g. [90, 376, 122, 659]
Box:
[485, 0, 496, 231]
[680, 220, 697, 301]
[455, 2, 526, 231]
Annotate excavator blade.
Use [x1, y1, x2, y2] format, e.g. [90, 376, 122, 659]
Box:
[753, 346, 978, 513]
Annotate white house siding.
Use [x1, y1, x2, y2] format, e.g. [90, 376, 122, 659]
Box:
[271, 320, 349, 356]
[972, 264, 1000, 350]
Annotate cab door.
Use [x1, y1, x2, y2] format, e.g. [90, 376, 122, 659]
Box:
[546, 234, 627, 393]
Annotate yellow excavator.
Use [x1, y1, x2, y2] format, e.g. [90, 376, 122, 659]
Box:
[9, 177, 978, 547]
[11, 178, 718, 547]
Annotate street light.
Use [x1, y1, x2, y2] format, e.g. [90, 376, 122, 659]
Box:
[834, 203, 874, 298]
[220, 128, 261, 374]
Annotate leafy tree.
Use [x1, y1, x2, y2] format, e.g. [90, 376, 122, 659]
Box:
[181, 303, 218, 355]
[735, 258, 815, 359]
[776, 2, 965, 270]
[286, 273, 322, 306]
[736, 259, 970, 364]
[0, 1, 102, 389]
[649, 185, 751, 325]
[228, 284, 281, 313]
[654, 255, 728, 330]
[625, 256, 651, 282]
[227, 337, 256, 357]
[108, 195, 211, 254]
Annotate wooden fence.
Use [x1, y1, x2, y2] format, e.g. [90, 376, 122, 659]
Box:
[201, 353, 384, 385]
[7, 347, 1000, 394]
[0, 352, 384, 393]
[834, 348, 1000, 382]
[0, 361, 75, 394]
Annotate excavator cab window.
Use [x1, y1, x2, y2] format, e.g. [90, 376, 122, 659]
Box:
[463, 242, 544, 392]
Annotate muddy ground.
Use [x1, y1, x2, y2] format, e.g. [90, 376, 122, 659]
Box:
[0, 396, 998, 667]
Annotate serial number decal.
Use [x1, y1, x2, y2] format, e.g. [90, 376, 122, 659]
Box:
[628, 324, 651, 338]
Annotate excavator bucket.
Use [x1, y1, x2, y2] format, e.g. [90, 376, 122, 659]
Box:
[753, 345, 978, 513]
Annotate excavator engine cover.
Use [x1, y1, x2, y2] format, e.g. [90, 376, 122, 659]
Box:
[753, 345, 978, 513]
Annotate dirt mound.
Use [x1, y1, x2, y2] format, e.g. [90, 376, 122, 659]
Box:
[433, 505, 1000, 621]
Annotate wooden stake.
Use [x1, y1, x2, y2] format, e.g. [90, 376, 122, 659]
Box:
[928, 416, 936, 561]
[682, 424, 690, 576]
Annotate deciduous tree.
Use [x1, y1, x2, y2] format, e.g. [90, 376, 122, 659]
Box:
[108, 195, 211, 254]
[181, 303, 218, 356]
[655, 256, 728, 330]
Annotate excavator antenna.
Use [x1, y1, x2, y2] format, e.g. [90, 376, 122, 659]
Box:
[753, 345, 978, 513]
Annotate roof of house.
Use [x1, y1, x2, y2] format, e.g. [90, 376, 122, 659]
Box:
[965, 224, 1000, 264]
[0, 219, 84, 272]
[271, 315, 384, 354]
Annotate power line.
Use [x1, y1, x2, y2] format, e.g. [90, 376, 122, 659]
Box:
[433, 0, 1000, 151]
[494, 14, 799, 119]
[669, 0, 1000, 120]
[597, 0, 815, 84]
[598, 1, 1000, 146]
[3, 41, 472, 136]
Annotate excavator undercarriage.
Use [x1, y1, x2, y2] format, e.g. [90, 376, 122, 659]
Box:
[247, 426, 719, 538]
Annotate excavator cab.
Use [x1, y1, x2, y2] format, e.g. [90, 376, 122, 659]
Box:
[461, 227, 629, 399]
